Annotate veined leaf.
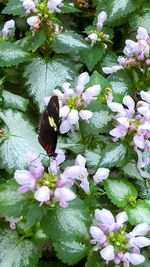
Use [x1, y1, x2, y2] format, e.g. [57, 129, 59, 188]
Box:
[104, 178, 138, 208]
[0, 41, 31, 67]
[97, 0, 144, 26]
[0, 226, 41, 267]
[126, 200, 150, 226]
[98, 143, 127, 168]
[0, 109, 44, 172]
[52, 31, 89, 54]
[2, 0, 25, 16]
[24, 56, 77, 111]
[2, 90, 29, 112]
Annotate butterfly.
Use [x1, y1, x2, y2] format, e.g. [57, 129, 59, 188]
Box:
[38, 95, 59, 157]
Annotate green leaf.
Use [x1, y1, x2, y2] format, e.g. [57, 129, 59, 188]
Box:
[104, 178, 138, 208]
[122, 162, 143, 181]
[80, 108, 113, 135]
[86, 252, 106, 267]
[87, 71, 111, 91]
[42, 199, 90, 265]
[53, 240, 87, 265]
[0, 42, 31, 67]
[0, 181, 29, 217]
[81, 44, 105, 71]
[52, 31, 89, 54]
[20, 202, 47, 231]
[98, 143, 127, 168]
[97, 0, 144, 26]
[84, 150, 101, 168]
[2, 90, 29, 112]
[0, 109, 44, 172]
[129, 6, 150, 35]
[24, 57, 76, 111]
[61, 1, 80, 13]
[2, 0, 25, 16]
[107, 69, 135, 102]
[126, 200, 150, 226]
[0, 226, 41, 267]
[30, 29, 47, 52]
[101, 51, 118, 68]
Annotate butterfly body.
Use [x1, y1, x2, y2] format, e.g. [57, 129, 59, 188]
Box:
[38, 95, 59, 157]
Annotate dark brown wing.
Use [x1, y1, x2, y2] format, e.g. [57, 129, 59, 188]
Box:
[38, 96, 59, 156]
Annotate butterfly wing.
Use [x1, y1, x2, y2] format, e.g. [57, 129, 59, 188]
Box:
[38, 95, 59, 156]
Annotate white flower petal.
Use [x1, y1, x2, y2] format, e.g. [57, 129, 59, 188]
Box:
[79, 110, 93, 120]
[60, 105, 70, 117]
[130, 223, 150, 237]
[116, 211, 128, 226]
[93, 168, 110, 184]
[75, 154, 86, 167]
[100, 245, 115, 261]
[123, 95, 135, 111]
[67, 109, 79, 124]
[95, 208, 115, 224]
[34, 186, 51, 202]
[60, 119, 71, 134]
[140, 90, 150, 103]
[124, 252, 145, 265]
[134, 236, 150, 248]
[90, 226, 106, 243]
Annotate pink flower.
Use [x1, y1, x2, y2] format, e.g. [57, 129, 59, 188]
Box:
[53, 72, 100, 134]
[93, 168, 110, 184]
[90, 208, 150, 266]
[14, 170, 36, 192]
[34, 186, 51, 204]
[47, 0, 63, 13]
[2, 19, 15, 38]
[54, 187, 76, 208]
[97, 11, 107, 30]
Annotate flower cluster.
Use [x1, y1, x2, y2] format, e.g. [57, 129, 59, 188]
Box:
[14, 151, 76, 208]
[21, 0, 63, 30]
[107, 91, 150, 152]
[86, 11, 109, 47]
[60, 154, 110, 193]
[45, 72, 100, 134]
[1, 19, 15, 38]
[90, 208, 150, 266]
[103, 26, 150, 74]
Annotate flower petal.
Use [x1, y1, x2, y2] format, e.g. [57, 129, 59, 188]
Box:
[54, 187, 76, 208]
[90, 226, 106, 244]
[100, 245, 115, 261]
[95, 208, 115, 224]
[93, 168, 110, 184]
[60, 119, 71, 134]
[34, 186, 51, 202]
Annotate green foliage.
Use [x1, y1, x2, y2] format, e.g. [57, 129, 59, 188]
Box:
[126, 200, 150, 226]
[24, 57, 77, 111]
[2, 90, 29, 112]
[0, 109, 44, 171]
[2, 0, 25, 16]
[107, 69, 135, 102]
[52, 31, 89, 54]
[0, 225, 42, 267]
[98, 143, 127, 168]
[81, 44, 105, 71]
[97, 0, 144, 26]
[0, 41, 31, 67]
[41, 199, 90, 265]
[104, 178, 138, 208]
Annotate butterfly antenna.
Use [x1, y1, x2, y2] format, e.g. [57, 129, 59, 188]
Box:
[29, 153, 46, 164]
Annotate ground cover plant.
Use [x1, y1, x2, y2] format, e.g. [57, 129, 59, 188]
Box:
[0, 0, 150, 266]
